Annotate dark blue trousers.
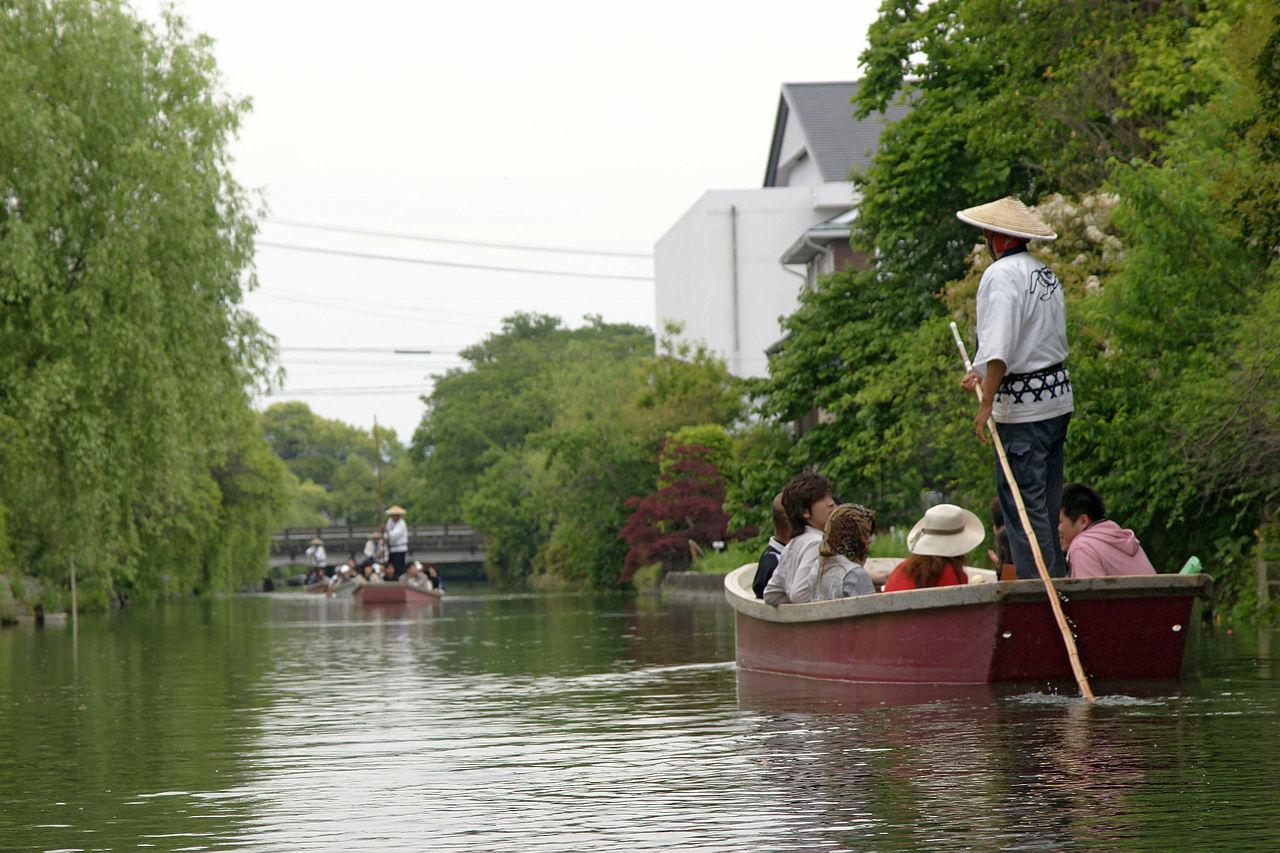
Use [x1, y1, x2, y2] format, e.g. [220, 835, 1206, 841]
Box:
[994, 413, 1071, 579]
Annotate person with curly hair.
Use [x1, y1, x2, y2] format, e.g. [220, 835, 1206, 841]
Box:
[884, 504, 984, 592]
[811, 504, 877, 601]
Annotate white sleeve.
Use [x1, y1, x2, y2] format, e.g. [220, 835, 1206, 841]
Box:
[788, 538, 822, 604]
[973, 275, 1019, 375]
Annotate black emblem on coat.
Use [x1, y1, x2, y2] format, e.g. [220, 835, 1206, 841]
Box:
[1029, 267, 1060, 301]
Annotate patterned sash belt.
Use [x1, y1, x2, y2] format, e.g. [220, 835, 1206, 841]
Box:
[997, 362, 1071, 405]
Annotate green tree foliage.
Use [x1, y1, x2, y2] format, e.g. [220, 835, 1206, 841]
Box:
[411, 313, 654, 522]
[418, 316, 742, 587]
[761, 0, 1223, 522]
[260, 401, 420, 526]
[762, 0, 1280, 617]
[0, 1, 288, 606]
[1055, 0, 1280, 616]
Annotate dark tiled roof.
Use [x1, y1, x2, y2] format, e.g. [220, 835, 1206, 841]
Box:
[764, 81, 911, 186]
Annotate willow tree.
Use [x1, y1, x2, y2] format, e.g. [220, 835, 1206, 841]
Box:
[0, 0, 287, 606]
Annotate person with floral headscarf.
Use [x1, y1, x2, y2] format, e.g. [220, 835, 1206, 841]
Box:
[811, 504, 877, 601]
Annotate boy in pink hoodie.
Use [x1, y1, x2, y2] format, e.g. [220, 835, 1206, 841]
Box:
[1058, 483, 1157, 578]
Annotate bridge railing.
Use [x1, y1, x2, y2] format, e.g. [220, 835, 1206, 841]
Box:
[272, 523, 484, 562]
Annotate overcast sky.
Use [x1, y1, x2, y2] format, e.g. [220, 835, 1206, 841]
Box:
[135, 0, 881, 441]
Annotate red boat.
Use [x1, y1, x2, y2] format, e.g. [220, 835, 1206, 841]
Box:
[355, 582, 443, 605]
[725, 561, 1212, 684]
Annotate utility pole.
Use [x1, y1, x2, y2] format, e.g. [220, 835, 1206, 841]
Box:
[373, 416, 385, 520]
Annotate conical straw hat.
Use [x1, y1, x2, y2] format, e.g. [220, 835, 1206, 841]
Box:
[956, 196, 1057, 241]
[385, 505, 407, 515]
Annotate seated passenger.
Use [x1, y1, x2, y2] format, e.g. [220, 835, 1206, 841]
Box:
[884, 504, 984, 592]
[329, 559, 357, 589]
[811, 504, 877, 601]
[359, 531, 387, 569]
[1059, 483, 1157, 578]
[987, 497, 1016, 581]
[752, 492, 790, 599]
[304, 566, 328, 587]
[424, 563, 444, 592]
[403, 560, 429, 588]
[764, 472, 836, 606]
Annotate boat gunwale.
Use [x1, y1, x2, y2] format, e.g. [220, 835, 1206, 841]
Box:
[724, 563, 1213, 625]
[354, 582, 444, 603]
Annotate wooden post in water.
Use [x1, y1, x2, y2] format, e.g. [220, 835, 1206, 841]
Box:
[1258, 509, 1275, 618]
[70, 554, 78, 632]
[1258, 545, 1271, 616]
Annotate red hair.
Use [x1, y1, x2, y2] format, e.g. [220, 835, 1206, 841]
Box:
[900, 555, 968, 588]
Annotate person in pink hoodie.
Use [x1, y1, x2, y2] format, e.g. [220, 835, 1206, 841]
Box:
[1058, 483, 1157, 578]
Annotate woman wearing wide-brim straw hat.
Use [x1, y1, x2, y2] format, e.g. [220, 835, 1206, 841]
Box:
[884, 504, 985, 592]
[382, 505, 410, 580]
[955, 195, 1072, 581]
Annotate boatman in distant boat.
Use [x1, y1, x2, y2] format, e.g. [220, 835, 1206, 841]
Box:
[383, 505, 410, 580]
[305, 537, 327, 571]
[957, 196, 1071, 579]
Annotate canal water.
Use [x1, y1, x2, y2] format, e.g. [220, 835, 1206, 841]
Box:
[1, 587, 1277, 850]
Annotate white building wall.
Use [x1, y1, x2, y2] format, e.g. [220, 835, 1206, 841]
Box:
[654, 187, 825, 378]
[784, 153, 824, 188]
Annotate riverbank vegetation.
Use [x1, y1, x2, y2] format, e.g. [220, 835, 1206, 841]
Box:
[260, 402, 421, 527]
[409, 314, 742, 587]
[759, 0, 1280, 622]
[0, 1, 288, 618]
[5, 1, 1278, 627]
[415, 1, 1280, 621]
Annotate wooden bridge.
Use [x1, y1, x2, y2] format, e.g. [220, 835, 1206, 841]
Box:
[271, 523, 485, 569]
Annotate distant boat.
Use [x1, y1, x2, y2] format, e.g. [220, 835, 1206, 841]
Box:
[725, 560, 1212, 684]
[355, 582, 443, 605]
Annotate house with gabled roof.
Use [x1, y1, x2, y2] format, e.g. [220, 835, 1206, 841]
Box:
[654, 81, 909, 378]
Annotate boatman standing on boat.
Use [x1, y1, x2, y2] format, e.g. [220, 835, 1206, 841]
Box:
[957, 196, 1071, 579]
[383, 505, 410, 580]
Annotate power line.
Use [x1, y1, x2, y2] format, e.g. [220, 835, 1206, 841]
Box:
[260, 384, 435, 396]
[278, 346, 466, 353]
[264, 216, 653, 259]
[280, 356, 465, 366]
[281, 361, 460, 369]
[254, 291, 502, 329]
[256, 240, 655, 282]
[262, 286, 502, 324]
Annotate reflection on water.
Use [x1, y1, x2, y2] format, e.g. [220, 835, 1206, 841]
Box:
[1, 588, 1277, 850]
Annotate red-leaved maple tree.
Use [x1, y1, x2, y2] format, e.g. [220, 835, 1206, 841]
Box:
[619, 441, 742, 583]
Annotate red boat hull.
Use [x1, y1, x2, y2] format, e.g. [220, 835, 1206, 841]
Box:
[355, 583, 442, 605]
[727, 565, 1210, 684]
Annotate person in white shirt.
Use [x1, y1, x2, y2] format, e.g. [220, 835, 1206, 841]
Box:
[304, 537, 326, 569]
[383, 505, 410, 579]
[957, 196, 1071, 579]
[812, 504, 877, 601]
[764, 473, 837, 606]
[359, 531, 387, 568]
